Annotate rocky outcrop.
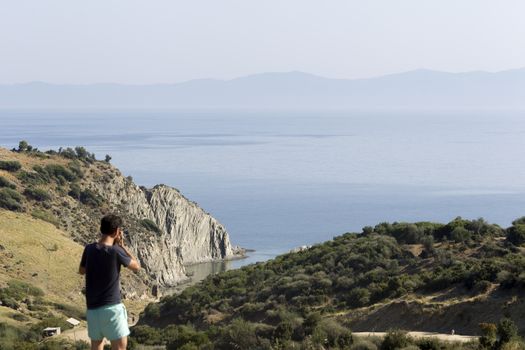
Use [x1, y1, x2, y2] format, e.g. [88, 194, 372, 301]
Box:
[88, 164, 241, 286]
[145, 185, 234, 264]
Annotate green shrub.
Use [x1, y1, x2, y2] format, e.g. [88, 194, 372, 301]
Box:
[24, 187, 51, 201]
[273, 321, 294, 341]
[17, 170, 47, 185]
[0, 175, 16, 189]
[165, 325, 210, 350]
[143, 303, 160, 319]
[32, 209, 60, 227]
[497, 318, 518, 345]
[68, 183, 81, 199]
[479, 323, 497, 349]
[0, 160, 22, 172]
[140, 219, 162, 234]
[0, 322, 39, 349]
[44, 164, 77, 182]
[346, 287, 371, 308]
[67, 161, 84, 179]
[79, 189, 103, 206]
[214, 319, 261, 350]
[380, 330, 411, 350]
[17, 140, 30, 152]
[317, 319, 353, 347]
[416, 338, 441, 350]
[0, 280, 44, 310]
[506, 224, 525, 246]
[10, 313, 30, 322]
[130, 325, 163, 345]
[0, 188, 23, 211]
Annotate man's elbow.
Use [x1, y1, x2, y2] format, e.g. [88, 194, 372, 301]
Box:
[128, 259, 141, 272]
[78, 266, 86, 275]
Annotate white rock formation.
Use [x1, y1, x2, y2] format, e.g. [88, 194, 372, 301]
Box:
[89, 166, 240, 286]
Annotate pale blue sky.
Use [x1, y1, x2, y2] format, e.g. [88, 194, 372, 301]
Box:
[1, 0, 524, 84]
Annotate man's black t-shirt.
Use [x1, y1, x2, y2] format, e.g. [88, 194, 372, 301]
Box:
[80, 242, 131, 309]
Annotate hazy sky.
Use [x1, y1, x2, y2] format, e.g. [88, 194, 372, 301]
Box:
[1, 0, 524, 84]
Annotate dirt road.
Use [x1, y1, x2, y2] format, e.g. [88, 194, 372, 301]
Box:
[353, 331, 478, 343]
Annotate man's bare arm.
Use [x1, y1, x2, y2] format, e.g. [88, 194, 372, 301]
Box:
[78, 265, 86, 275]
[120, 244, 141, 272]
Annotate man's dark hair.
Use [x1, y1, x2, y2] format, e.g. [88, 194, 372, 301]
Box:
[100, 214, 123, 235]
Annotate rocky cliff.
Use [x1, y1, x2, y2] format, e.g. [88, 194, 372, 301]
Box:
[0, 146, 243, 288]
[87, 163, 241, 286]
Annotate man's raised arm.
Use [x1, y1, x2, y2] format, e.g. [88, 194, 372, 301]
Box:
[120, 243, 141, 272]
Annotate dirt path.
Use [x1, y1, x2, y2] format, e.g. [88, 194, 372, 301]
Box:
[353, 331, 478, 343]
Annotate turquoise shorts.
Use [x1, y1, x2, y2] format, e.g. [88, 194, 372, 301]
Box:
[86, 303, 130, 341]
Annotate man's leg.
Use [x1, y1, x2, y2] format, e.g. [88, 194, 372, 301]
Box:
[91, 340, 104, 350]
[111, 336, 127, 350]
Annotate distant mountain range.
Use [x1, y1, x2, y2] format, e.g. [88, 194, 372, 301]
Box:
[1, 69, 524, 108]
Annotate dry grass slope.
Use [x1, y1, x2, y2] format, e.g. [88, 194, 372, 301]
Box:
[0, 210, 84, 305]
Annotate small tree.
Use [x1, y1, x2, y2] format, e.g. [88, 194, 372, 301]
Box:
[479, 322, 497, 349]
[497, 318, 518, 346]
[506, 224, 525, 246]
[18, 140, 29, 152]
[104, 154, 112, 163]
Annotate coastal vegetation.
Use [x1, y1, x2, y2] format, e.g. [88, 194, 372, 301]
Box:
[135, 217, 525, 349]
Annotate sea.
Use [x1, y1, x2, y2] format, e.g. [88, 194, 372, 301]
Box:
[2, 108, 525, 283]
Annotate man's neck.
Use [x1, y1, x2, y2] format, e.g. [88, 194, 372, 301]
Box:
[99, 234, 115, 246]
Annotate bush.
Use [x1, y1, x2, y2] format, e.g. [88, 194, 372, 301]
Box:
[165, 325, 210, 350]
[78, 189, 102, 206]
[346, 288, 371, 308]
[130, 325, 162, 345]
[68, 183, 81, 199]
[17, 170, 47, 185]
[10, 313, 30, 322]
[32, 210, 60, 227]
[0, 160, 22, 172]
[24, 187, 51, 202]
[416, 338, 441, 350]
[214, 319, 262, 350]
[506, 225, 525, 246]
[0, 188, 23, 211]
[0, 176, 16, 189]
[479, 323, 497, 349]
[317, 319, 353, 348]
[380, 330, 411, 350]
[67, 161, 84, 179]
[0, 280, 44, 310]
[140, 219, 162, 234]
[44, 164, 77, 182]
[273, 321, 294, 341]
[497, 318, 518, 345]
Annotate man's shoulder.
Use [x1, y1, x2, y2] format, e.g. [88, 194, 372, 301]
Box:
[84, 242, 97, 250]
[111, 244, 127, 255]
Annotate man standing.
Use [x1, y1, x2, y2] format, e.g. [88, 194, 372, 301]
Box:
[79, 214, 141, 350]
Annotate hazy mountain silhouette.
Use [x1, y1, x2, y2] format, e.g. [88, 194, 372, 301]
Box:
[1, 69, 524, 108]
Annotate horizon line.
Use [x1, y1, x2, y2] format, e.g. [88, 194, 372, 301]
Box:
[2, 66, 524, 87]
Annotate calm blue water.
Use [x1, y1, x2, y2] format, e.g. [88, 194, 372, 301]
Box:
[2, 109, 525, 269]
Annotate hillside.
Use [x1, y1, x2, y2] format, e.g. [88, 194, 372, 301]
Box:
[0, 142, 243, 291]
[134, 217, 525, 349]
[0, 142, 244, 347]
[1, 69, 524, 109]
